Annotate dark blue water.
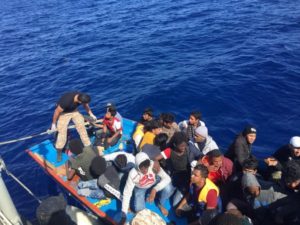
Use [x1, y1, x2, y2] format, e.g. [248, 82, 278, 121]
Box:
[1, 0, 300, 221]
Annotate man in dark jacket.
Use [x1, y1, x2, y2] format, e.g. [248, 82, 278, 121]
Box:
[225, 126, 257, 172]
[264, 136, 300, 181]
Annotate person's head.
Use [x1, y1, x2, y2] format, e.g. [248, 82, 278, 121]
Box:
[113, 154, 127, 170]
[106, 102, 117, 111]
[241, 173, 260, 197]
[289, 136, 300, 157]
[78, 93, 91, 104]
[170, 132, 188, 153]
[242, 158, 258, 174]
[135, 152, 151, 175]
[191, 164, 208, 187]
[202, 149, 223, 172]
[161, 113, 175, 129]
[69, 139, 84, 155]
[150, 119, 162, 135]
[105, 107, 117, 119]
[208, 213, 243, 225]
[90, 156, 107, 178]
[284, 160, 300, 190]
[154, 133, 168, 151]
[36, 195, 73, 225]
[189, 111, 202, 126]
[143, 121, 153, 133]
[242, 126, 257, 144]
[142, 107, 153, 122]
[194, 126, 208, 143]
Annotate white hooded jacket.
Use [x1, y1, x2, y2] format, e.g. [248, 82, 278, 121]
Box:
[121, 152, 171, 214]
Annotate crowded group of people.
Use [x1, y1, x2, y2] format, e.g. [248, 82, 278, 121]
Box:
[49, 91, 300, 225]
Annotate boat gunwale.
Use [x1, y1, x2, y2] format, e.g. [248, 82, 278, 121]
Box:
[26, 149, 117, 225]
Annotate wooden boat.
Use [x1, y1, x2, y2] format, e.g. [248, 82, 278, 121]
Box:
[26, 118, 187, 225]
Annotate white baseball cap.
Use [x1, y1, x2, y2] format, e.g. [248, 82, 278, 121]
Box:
[290, 136, 300, 148]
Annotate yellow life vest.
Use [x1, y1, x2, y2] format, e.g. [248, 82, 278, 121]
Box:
[198, 178, 219, 203]
[132, 124, 144, 147]
[139, 132, 155, 150]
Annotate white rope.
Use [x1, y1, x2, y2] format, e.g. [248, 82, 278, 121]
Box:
[0, 119, 102, 146]
[5, 169, 42, 204]
[0, 210, 14, 225]
[0, 158, 41, 204]
[0, 131, 51, 146]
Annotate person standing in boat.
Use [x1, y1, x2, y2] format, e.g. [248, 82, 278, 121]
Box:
[50, 92, 96, 162]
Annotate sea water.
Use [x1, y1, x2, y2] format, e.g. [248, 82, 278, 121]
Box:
[0, 0, 300, 221]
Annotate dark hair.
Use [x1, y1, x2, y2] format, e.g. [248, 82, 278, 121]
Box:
[208, 213, 243, 225]
[190, 111, 202, 120]
[161, 113, 175, 123]
[78, 93, 91, 104]
[194, 164, 209, 178]
[150, 119, 162, 130]
[284, 160, 300, 184]
[143, 121, 153, 132]
[90, 156, 107, 178]
[69, 139, 84, 155]
[170, 132, 188, 149]
[139, 159, 150, 169]
[36, 195, 72, 225]
[206, 149, 222, 160]
[154, 133, 168, 150]
[143, 107, 153, 117]
[108, 107, 117, 117]
[114, 154, 127, 170]
[242, 158, 258, 170]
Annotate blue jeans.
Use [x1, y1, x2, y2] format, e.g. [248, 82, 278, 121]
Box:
[77, 179, 105, 199]
[133, 182, 174, 212]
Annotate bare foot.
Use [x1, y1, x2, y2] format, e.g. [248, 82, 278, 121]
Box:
[158, 204, 168, 216]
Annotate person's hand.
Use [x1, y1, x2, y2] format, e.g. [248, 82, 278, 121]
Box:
[107, 137, 112, 144]
[175, 208, 183, 217]
[89, 113, 97, 121]
[264, 157, 278, 166]
[152, 160, 161, 173]
[47, 123, 57, 134]
[147, 189, 157, 203]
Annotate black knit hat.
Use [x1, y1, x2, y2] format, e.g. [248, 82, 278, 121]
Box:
[113, 154, 127, 170]
[90, 156, 107, 178]
[242, 126, 257, 136]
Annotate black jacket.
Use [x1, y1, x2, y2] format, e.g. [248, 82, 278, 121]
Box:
[225, 133, 253, 171]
